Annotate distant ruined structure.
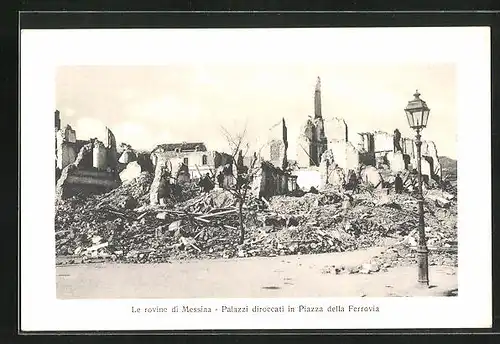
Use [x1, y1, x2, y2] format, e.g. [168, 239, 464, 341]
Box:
[150, 142, 235, 182]
[55, 110, 121, 199]
[290, 77, 442, 191]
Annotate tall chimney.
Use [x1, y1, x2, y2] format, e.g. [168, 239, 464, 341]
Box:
[314, 76, 322, 119]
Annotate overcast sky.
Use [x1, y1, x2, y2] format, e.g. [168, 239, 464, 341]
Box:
[56, 63, 456, 159]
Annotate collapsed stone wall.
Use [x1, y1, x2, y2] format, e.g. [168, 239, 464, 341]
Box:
[296, 118, 321, 167]
[152, 150, 230, 181]
[323, 117, 348, 142]
[294, 168, 321, 191]
[421, 141, 442, 180]
[264, 118, 288, 170]
[269, 139, 286, 168]
[119, 150, 137, 164]
[73, 142, 93, 169]
[369, 130, 441, 180]
[56, 125, 77, 170]
[386, 151, 406, 173]
[326, 140, 361, 172]
[319, 151, 346, 189]
[309, 124, 442, 190]
[373, 131, 394, 153]
[250, 161, 288, 199]
[402, 138, 415, 157]
[360, 165, 384, 190]
[56, 143, 120, 200]
[120, 162, 142, 184]
[358, 133, 375, 153]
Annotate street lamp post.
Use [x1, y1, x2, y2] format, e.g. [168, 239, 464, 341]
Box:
[404, 90, 430, 287]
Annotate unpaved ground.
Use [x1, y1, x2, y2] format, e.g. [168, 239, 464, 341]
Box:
[56, 247, 457, 299]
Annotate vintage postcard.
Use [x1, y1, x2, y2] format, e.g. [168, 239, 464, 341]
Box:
[20, 27, 491, 331]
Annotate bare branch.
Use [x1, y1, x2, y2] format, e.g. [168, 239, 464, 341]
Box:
[220, 126, 235, 144]
[242, 142, 251, 158]
[220, 124, 248, 165]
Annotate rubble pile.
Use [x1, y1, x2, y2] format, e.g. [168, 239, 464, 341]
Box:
[251, 189, 456, 262]
[96, 172, 154, 208]
[55, 185, 245, 262]
[56, 174, 457, 267]
[268, 191, 343, 214]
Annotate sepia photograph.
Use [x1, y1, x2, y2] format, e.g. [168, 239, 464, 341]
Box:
[54, 63, 458, 299]
[21, 26, 490, 331]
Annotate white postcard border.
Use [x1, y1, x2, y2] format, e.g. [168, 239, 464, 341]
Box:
[20, 27, 491, 331]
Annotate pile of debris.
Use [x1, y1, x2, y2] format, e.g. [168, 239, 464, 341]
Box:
[55, 172, 457, 267]
[241, 188, 457, 262]
[55, 180, 247, 263]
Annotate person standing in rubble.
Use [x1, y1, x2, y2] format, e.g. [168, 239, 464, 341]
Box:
[217, 171, 224, 189]
[393, 129, 402, 153]
[395, 173, 403, 194]
[199, 173, 214, 193]
[158, 169, 172, 205]
[345, 169, 359, 193]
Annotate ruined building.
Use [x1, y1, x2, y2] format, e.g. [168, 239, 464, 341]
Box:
[150, 142, 234, 182]
[55, 110, 121, 199]
[56, 124, 88, 171]
[249, 160, 291, 199]
[290, 79, 442, 191]
[261, 118, 289, 170]
[254, 117, 298, 197]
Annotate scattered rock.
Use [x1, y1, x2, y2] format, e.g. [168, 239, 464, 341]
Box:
[119, 161, 142, 184]
[156, 212, 168, 220]
[120, 196, 138, 209]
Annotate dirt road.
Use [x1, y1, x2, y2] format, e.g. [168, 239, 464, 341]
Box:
[56, 247, 457, 299]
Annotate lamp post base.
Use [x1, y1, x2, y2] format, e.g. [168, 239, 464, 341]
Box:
[417, 246, 429, 286]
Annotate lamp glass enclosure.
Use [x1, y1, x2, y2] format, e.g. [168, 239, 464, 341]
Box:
[404, 91, 430, 131]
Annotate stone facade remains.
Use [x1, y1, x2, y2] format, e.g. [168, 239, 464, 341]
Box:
[292, 78, 443, 189]
[151, 142, 233, 181]
[119, 150, 137, 164]
[250, 160, 289, 199]
[324, 117, 348, 143]
[119, 161, 142, 184]
[263, 118, 288, 170]
[320, 156, 346, 189]
[360, 165, 384, 190]
[386, 151, 406, 173]
[55, 110, 121, 200]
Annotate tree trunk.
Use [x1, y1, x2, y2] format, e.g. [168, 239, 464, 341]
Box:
[238, 201, 244, 244]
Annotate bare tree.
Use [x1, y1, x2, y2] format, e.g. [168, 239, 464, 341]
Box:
[220, 125, 265, 244]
